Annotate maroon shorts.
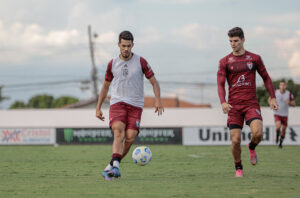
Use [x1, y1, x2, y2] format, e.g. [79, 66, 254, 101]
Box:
[109, 102, 143, 131]
[227, 104, 262, 129]
[274, 115, 288, 126]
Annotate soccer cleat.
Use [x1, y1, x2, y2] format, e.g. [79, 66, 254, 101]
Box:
[278, 144, 283, 149]
[248, 143, 258, 165]
[107, 167, 121, 178]
[235, 169, 243, 178]
[102, 170, 113, 181]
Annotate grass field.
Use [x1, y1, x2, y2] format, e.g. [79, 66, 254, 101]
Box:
[0, 145, 300, 198]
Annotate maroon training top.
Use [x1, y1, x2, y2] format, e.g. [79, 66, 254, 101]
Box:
[217, 50, 275, 105]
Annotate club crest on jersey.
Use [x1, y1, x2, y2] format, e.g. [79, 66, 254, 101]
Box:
[247, 62, 253, 70]
[122, 64, 129, 77]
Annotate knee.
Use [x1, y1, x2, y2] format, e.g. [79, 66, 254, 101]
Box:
[113, 128, 125, 140]
[232, 137, 241, 146]
[252, 130, 262, 141]
[125, 135, 136, 144]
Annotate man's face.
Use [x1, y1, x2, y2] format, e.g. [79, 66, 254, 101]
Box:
[279, 82, 286, 92]
[118, 39, 133, 59]
[229, 36, 245, 53]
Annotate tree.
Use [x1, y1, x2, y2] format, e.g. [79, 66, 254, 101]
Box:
[10, 101, 27, 109]
[257, 79, 300, 106]
[10, 94, 80, 109]
[27, 94, 55, 108]
[53, 96, 79, 108]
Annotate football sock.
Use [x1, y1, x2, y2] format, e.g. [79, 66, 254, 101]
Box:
[111, 153, 122, 169]
[279, 136, 284, 146]
[235, 161, 243, 170]
[276, 130, 280, 141]
[104, 164, 113, 171]
[249, 141, 257, 150]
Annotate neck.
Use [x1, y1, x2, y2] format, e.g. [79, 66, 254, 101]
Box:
[280, 89, 285, 94]
[119, 53, 133, 61]
[233, 48, 245, 56]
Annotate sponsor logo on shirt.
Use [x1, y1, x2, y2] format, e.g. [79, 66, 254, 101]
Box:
[232, 75, 252, 88]
[122, 64, 129, 77]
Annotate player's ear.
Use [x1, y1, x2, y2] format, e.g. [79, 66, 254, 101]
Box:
[242, 38, 245, 43]
[118, 42, 121, 48]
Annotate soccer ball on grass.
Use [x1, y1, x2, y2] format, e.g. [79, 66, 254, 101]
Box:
[132, 146, 152, 166]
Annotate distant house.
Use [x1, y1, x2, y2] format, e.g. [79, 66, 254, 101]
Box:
[61, 96, 211, 109]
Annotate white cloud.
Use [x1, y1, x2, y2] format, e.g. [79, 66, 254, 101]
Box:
[172, 23, 223, 50]
[136, 26, 162, 44]
[260, 13, 300, 26]
[138, 0, 208, 4]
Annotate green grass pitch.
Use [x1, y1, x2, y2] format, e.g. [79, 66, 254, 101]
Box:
[0, 145, 300, 198]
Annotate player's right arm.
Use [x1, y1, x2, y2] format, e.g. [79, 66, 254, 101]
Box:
[96, 80, 111, 121]
[217, 59, 232, 114]
[96, 60, 113, 121]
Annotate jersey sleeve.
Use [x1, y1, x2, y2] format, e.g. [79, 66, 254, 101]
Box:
[105, 59, 114, 82]
[140, 57, 154, 79]
[289, 91, 295, 101]
[217, 59, 227, 104]
[256, 56, 276, 98]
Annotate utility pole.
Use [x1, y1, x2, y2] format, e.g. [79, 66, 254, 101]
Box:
[0, 86, 9, 108]
[88, 25, 98, 98]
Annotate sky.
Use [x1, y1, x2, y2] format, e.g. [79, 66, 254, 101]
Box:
[0, 0, 300, 109]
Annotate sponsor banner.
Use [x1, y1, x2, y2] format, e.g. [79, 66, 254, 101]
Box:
[183, 126, 300, 146]
[0, 128, 55, 145]
[56, 128, 182, 144]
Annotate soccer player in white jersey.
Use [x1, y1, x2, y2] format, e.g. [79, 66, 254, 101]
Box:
[96, 31, 164, 180]
[268, 80, 295, 148]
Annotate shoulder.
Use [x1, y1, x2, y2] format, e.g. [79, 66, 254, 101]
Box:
[219, 53, 232, 63]
[246, 51, 261, 60]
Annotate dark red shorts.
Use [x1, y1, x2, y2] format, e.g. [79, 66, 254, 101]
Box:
[274, 115, 288, 126]
[109, 102, 143, 131]
[227, 104, 262, 129]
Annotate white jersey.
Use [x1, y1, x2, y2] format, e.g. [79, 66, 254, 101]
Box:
[274, 89, 294, 116]
[105, 53, 154, 108]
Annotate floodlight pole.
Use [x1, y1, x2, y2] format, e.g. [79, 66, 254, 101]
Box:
[88, 25, 98, 98]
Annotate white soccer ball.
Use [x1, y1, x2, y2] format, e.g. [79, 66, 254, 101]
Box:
[132, 146, 152, 166]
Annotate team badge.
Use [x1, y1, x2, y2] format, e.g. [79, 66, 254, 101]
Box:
[246, 55, 252, 60]
[247, 62, 253, 70]
[122, 64, 129, 77]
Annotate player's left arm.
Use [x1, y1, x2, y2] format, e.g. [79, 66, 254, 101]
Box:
[141, 57, 164, 115]
[256, 56, 278, 110]
[148, 76, 164, 115]
[289, 92, 296, 107]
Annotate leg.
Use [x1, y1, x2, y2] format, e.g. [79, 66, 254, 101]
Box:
[275, 121, 281, 144]
[111, 121, 126, 155]
[122, 129, 139, 159]
[230, 127, 244, 178]
[279, 125, 287, 149]
[248, 119, 262, 165]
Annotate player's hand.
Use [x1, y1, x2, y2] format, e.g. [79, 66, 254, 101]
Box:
[221, 102, 232, 114]
[269, 98, 278, 110]
[285, 98, 290, 105]
[155, 99, 164, 116]
[96, 108, 105, 121]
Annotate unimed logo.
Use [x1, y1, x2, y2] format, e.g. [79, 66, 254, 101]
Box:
[198, 127, 270, 142]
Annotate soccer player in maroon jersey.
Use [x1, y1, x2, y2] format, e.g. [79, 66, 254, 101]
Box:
[217, 27, 278, 177]
[96, 31, 164, 180]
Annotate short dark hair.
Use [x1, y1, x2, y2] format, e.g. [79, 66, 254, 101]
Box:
[280, 79, 286, 84]
[228, 27, 244, 39]
[119, 31, 134, 42]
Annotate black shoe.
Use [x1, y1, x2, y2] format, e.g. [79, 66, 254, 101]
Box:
[278, 144, 283, 149]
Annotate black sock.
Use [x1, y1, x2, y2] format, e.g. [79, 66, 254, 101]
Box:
[279, 136, 284, 146]
[249, 141, 257, 150]
[235, 161, 243, 170]
[276, 130, 280, 139]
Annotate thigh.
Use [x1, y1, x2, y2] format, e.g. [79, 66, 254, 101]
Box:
[230, 128, 242, 143]
[109, 102, 128, 127]
[249, 119, 263, 134]
[127, 104, 143, 132]
[125, 129, 139, 141]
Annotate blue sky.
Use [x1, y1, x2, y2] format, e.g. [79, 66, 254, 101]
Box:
[1, 0, 300, 108]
